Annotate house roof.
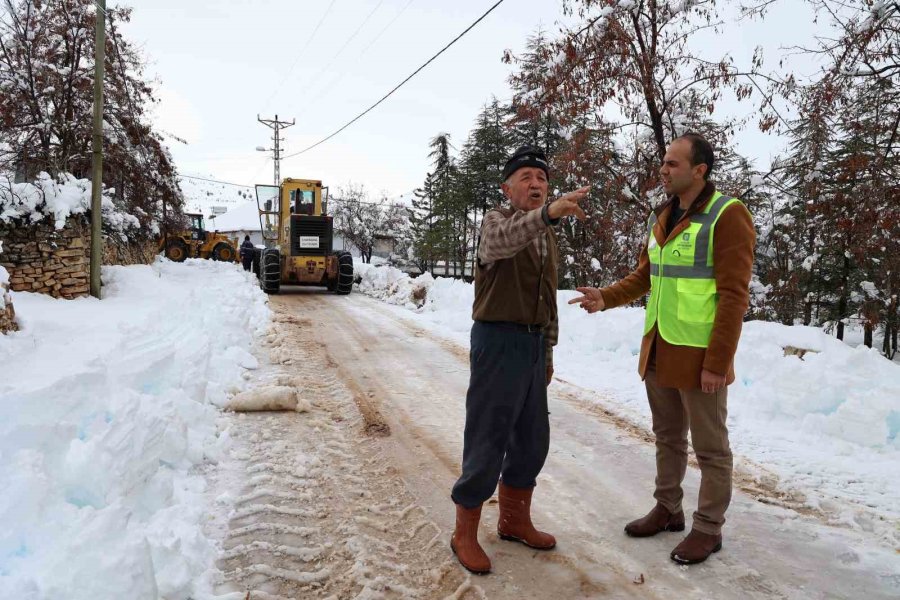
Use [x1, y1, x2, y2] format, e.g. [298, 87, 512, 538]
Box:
[207, 201, 261, 232]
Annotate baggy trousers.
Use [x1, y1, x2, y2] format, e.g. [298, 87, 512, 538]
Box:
[451, 321, 550, 508]
[645, 365, 733, 535]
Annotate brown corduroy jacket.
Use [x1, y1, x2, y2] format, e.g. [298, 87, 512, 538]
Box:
[599, 183, 756, 390]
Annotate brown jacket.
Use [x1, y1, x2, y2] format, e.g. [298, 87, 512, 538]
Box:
[473, 204, 559, 366]
[600, 183, 756, 390]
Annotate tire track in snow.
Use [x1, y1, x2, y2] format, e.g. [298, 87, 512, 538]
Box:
[208, 294, 471, 599]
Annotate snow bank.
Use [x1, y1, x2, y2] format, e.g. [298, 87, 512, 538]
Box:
[0, 258, 270, 598]
[0, 172, 140, 234]
[355, 263, 900, 546]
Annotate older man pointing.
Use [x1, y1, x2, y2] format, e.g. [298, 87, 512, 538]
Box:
[450, 145, 589, 575]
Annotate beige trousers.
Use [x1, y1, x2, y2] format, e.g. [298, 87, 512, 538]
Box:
[645, 366, 733, 535]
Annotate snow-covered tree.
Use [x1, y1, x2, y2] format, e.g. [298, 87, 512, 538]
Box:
[331, 183, 404, 264]
[0, 0, 182, 239]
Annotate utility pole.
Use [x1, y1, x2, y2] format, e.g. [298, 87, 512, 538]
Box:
[257, 114, 295, 185]
[90, 0, 106, 299]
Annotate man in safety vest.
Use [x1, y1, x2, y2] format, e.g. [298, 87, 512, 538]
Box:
[569, 133, 755, 565]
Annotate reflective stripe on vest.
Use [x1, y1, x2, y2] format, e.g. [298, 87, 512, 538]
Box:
[643, 191, 743, 348]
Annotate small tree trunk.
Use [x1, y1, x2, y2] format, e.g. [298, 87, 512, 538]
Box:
[802, 299, 813, 326]
[864, 322, 873, 348]
[836, 252, 851, 341]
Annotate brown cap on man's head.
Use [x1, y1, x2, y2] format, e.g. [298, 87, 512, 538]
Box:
[502, 145, 550, 182]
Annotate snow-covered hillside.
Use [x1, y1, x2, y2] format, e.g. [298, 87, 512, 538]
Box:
[178, 175, 254, 217]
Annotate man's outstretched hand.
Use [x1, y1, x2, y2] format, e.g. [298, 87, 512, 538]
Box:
[548, 186, 590, 221]
[568, 287, 605, 313]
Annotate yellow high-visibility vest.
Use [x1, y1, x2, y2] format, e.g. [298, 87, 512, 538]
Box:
[644, 191, 744, 348]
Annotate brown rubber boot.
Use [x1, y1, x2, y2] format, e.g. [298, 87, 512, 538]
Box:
[450, 503, 491, 575]
[624, 503, 685, 537]
[497, 482, 556, 550]
[670, 529, 723, 564]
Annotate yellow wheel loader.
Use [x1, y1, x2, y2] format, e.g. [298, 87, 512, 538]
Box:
[252, 178, 353, 295]
[159, 213, 239, 263]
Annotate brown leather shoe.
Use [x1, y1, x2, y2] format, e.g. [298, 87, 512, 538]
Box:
[497, 482, 556, 550]
[670, 529, 723, 565]
[624, 504, 685, 537]
[451, 503, 491, 574]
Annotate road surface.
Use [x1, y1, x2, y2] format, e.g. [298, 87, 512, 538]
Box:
[205, 289, 899, 599]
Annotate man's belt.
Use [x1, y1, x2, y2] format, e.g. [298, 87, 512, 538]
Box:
[477, 320, 544, 334]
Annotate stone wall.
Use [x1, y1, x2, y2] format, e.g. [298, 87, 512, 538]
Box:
[0, 215, 156, 301]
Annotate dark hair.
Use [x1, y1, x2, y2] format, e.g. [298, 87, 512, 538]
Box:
[678, 132, 714, 180]
[244, 235, 250, 241]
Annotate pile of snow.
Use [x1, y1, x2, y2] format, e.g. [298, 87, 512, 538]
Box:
[354, 262, 900, 547]
[0, 172, 140, 234]
[0, 265, 8, 309]
[0, 258, 270, 598]
[0, 241, 8, 309]
[224, 385, 310, 413]
[355, 261, 435, 309]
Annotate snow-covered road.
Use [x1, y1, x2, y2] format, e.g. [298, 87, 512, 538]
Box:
[214, 288, 899, 599]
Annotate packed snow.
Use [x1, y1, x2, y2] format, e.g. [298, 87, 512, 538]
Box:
[0, 265, 8, 309]
[354, 261, 900, 547]
[0, 259, 270, 598]
[224, 385, 310, 413]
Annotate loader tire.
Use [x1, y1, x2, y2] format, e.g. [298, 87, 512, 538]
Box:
[164, 238, 188, 263]
[335, 251, 353, 295]
[211, 242, 236, 262]
[261, 248, 281, 295]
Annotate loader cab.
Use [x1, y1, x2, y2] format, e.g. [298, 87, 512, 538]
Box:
[187, 213, 208, 242]
[291, 189, 316, 216]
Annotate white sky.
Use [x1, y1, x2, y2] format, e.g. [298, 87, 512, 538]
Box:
[121, 0, 821, 199]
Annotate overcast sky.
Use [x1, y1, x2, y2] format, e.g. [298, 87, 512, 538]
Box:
[121, 0, 820, 200]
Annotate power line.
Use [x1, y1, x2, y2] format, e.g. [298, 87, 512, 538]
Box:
[360, 0, 416, 55]
[328, 0, 387, 61]
[300, 0, 418, 112]
[248, 157, 272, 187]
[260, 0, 339, 113]
[297, 0, 387, 114]
[181, 174, 253, 188]
[330, 196, 411, 208]
[282, 0, 506, 160]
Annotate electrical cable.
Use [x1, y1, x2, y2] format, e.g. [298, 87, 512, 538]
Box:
[282, 0, 506, 160]
[299, 0, 417, 113]
[181, 174, 253, 188]
[300, 0, 387, 99]
[260, 0, 339, 112]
